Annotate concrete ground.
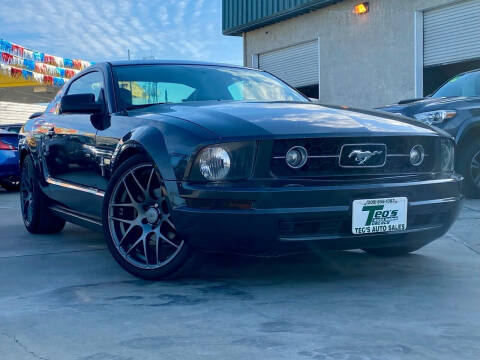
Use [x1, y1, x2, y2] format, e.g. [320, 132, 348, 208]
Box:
[0, 190, 479, 360]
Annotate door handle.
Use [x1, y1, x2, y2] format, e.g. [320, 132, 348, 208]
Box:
[46, 126, 55, 137]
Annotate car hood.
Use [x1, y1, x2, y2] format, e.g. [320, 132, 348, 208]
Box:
[131, 101, 440, 139]
[379, 96, 479, 117]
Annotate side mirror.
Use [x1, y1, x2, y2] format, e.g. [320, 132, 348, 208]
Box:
[308, 97, 319, 102]
[29, 112, 44, 119]
[60, 94, 104, 114]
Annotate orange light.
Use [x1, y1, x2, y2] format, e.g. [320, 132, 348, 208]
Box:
[354, 2, 369, 14]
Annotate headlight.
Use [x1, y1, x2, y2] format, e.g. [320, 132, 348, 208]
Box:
[198, 147, 231, 180]
[414, 110, 456, 125]
[440, 138, 455, 173]
[189, 142, 256, 181]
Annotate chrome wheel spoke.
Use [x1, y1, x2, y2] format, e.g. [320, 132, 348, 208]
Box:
[110, 217, 136, 226]
[118, 224, 134, 246]
[143, 233, 150, 265]
[472, 158, 480, 169]
[111, 202, 135, 207]
[471, 151, 480, 188]
[164, 216, 176, 230]
[123, 179, 136, 203]
[126, 234, 145, 255]
[155, 233, 159, 265]
[146, 168, 155, 193]
[474, 174, 480, 186]
[156, 230, 179, 249]
[131, 171, 146, 195]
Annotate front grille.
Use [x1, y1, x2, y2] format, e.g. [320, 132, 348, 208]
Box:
[278, 211, 446, 239]
[279, 217, 347, 238]
[271, 136, 438, 178]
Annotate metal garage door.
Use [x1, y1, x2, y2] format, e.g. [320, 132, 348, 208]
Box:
[258, 40, 319, 88]
[424, 0, 480, 66]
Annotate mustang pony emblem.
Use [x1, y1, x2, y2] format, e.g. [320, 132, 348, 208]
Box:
[348, 150, 383, 165]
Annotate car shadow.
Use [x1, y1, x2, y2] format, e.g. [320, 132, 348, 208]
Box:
[37, 244, 448, 310]
[178, 244, 446, 285]
[0, 188, 19, 195]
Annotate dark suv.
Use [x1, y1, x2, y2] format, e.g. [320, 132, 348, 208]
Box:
[380, 70, 480, 197]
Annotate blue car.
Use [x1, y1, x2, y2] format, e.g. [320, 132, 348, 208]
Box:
[0, 129, 20, 191]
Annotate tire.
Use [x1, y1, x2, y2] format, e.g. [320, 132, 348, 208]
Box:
[0, 181, 20, 192]
[102, 154, 192, 280]
[458, 139, 480, 198]
[362, 240, 429, 257]
[20, 155, 65, 234]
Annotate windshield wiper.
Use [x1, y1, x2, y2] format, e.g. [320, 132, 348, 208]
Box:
[125, 102, 167, 110]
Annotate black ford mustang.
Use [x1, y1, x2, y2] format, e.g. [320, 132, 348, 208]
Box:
[19, 61, 463, 279]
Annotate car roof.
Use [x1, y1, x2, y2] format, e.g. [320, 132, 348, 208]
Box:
[106, 60, 247, 69]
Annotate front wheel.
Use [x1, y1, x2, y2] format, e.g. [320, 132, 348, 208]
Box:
[459, 140, 480, 198]
[102, 154, 192, 280]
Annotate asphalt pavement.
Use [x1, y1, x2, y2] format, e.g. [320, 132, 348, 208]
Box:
[1, 189, 480, 360]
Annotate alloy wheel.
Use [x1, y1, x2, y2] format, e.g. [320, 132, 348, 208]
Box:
[20, 162, 34, 226]
[470, 150, 480, 189]
[107, 163, 184, 270]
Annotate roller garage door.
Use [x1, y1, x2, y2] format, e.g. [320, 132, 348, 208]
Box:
[423, 0, 480, 94]
[258, 40, 319, 97]
[424, 0, 480, 67]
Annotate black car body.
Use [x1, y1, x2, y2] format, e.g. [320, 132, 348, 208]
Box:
[379, 69, 480, 197]
[18, 61, 463, 279]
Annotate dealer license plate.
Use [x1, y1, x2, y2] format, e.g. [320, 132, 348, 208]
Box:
[352, 197, 408, 235]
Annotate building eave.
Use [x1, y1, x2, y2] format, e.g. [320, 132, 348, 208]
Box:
[223, 0, 344, 36]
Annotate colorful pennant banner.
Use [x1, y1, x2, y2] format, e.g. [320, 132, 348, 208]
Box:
[0, 38, 92, 87]
[0, 63, 66, 87]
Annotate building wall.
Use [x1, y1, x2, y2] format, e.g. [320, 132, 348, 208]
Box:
[244, 0, 457, 108]
[0, 86, 57, 104]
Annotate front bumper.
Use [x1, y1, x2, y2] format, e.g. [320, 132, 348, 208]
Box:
[171, 176, 463, 253]
[0, 150, 20, 182]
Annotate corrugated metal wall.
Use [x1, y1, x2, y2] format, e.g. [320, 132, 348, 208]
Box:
[0, 102, 45, 125]
[424, 0, 480, 67]
[222, 0, 342, 35]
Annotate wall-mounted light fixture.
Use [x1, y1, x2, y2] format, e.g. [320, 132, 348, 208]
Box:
[354, 2, 369, 14]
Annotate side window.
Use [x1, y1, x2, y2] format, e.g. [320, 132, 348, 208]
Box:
[66, 72, 105, 104]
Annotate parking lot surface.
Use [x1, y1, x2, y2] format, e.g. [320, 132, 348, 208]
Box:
[1, 190, 480, 360]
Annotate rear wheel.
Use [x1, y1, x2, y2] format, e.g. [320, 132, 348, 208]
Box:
[20, 155, 65, 234]
[102, 154, 191, 280]
[459, 140, 480, 198]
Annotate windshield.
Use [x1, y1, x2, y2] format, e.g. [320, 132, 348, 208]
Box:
[112, 64, 307, 110]
[433, 71, 480, 98]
